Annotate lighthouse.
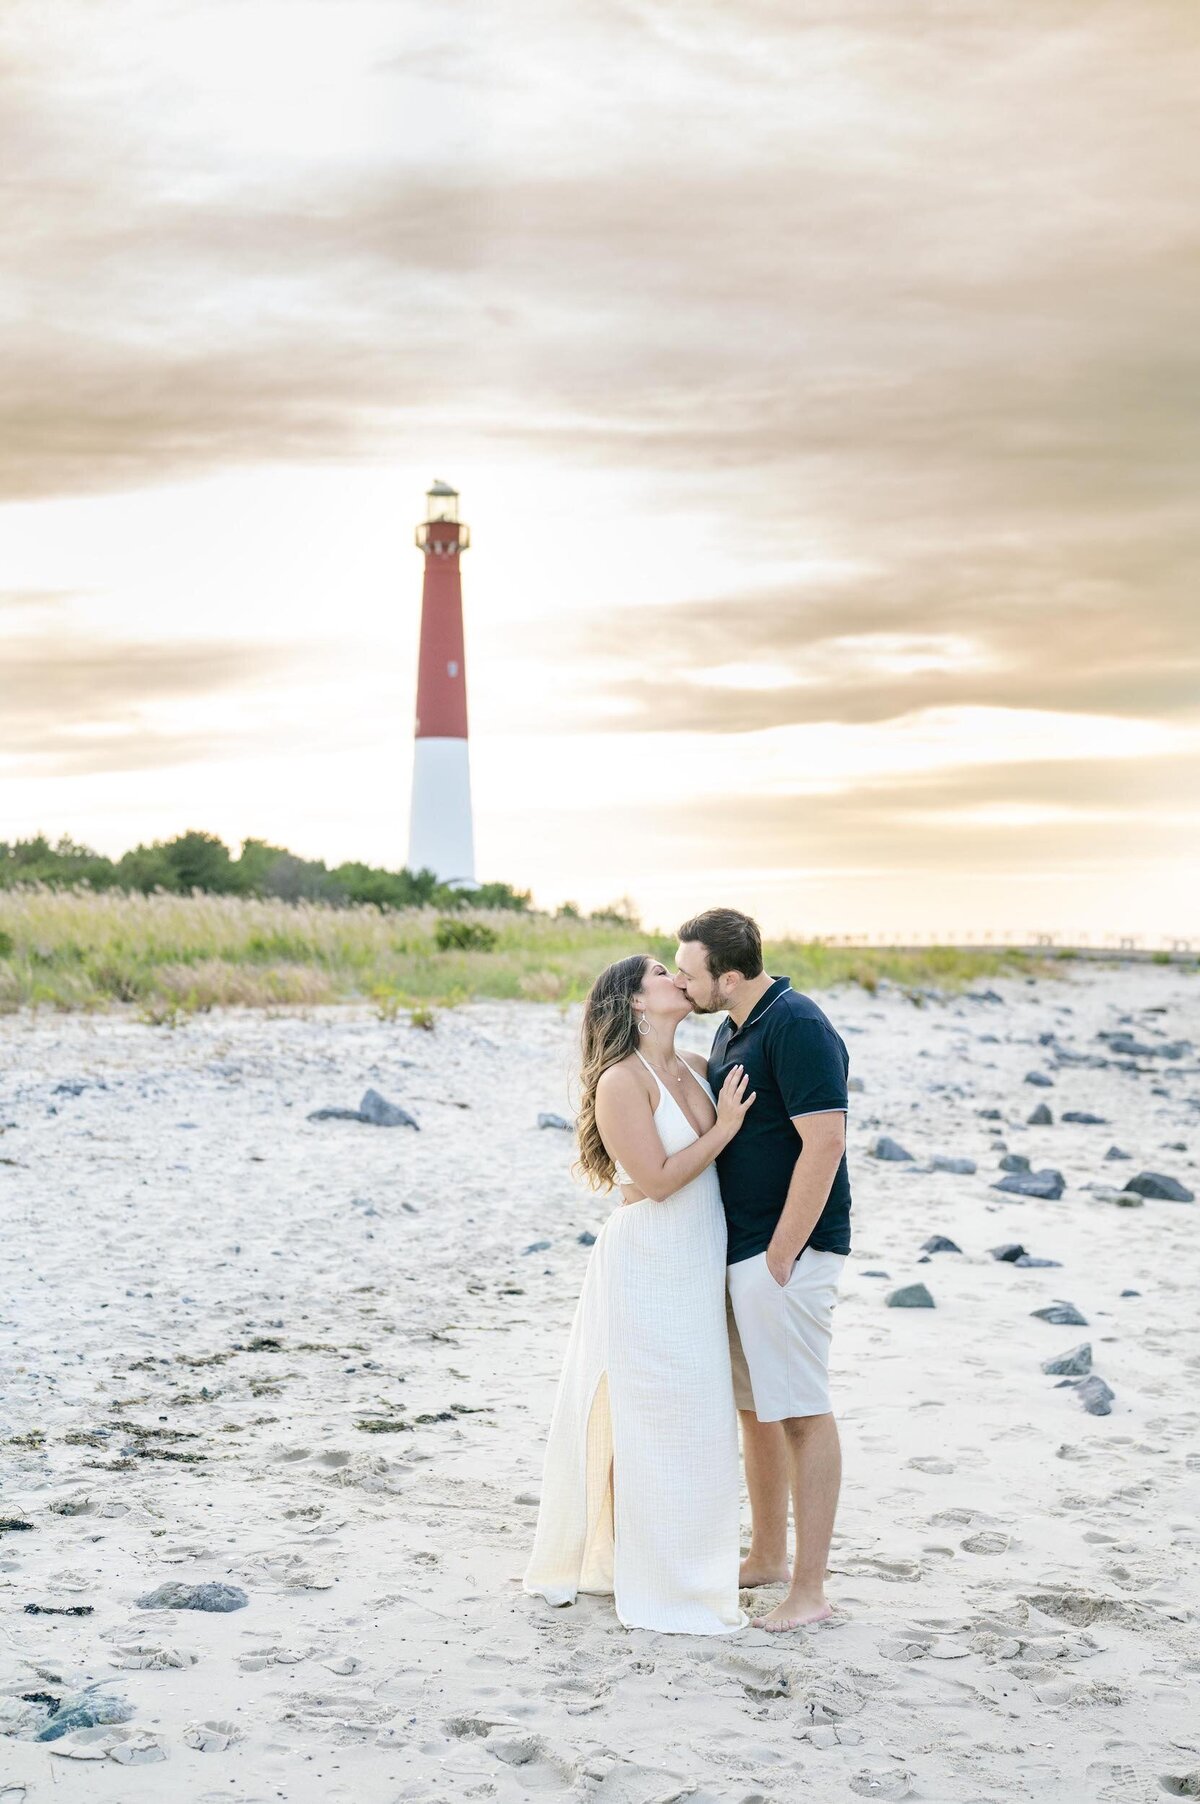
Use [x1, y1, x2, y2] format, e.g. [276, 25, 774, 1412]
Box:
[408, 480, 476, 886]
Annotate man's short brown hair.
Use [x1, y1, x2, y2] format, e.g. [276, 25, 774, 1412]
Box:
[677, 908, 764, 981]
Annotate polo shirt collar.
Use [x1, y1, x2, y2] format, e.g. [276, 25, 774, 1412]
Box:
[726, 974, 791, 1038]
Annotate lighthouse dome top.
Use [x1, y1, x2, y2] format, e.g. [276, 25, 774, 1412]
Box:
[425, 480, 459, 522]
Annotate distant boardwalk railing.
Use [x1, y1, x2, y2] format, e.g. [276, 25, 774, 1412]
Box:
[815, 935, 1195, 964]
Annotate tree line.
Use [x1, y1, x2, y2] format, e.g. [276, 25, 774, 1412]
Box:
[0, 832, 533, 913]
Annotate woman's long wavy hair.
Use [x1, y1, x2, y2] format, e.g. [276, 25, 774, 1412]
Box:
[574, 953, 651, 1191]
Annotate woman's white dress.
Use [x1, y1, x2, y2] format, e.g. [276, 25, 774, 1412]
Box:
[523, 1053, 746, 1634]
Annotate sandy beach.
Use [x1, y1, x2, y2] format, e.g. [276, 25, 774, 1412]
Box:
[2, 964, 1198, 1802]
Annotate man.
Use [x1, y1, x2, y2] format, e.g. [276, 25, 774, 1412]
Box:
[674, 907, 852, 1631]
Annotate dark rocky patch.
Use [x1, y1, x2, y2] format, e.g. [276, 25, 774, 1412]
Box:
[990, 1243, 1027, 1261]
[136, 1581, 248, 1612]
[993, 1169, 1065, 1200]
[1025, 1071, 1054, 1088]
[999, 1152, 1031, 1173]
[35, 1690, 134, 1742]
[929, 1155, 976, 1175]
[1042, 1342, 1092, 1376]
[1032, 1301, 1088, 1327]
[1027, 1103, 1054, 1126]
[921, 1235, 962, 1254]
[1104, 1145, 1132, 1161]
[1122, 1171, 1194, 1203]
[870, 1136, 914, 1162]
[1061, 1374, 1115, 1416]
[1062, 1111, 1107, 1125]
[886, 1282, 935, 1308]
[537, 1112, 573, 1131]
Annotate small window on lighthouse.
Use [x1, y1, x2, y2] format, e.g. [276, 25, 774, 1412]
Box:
[447, 660, 459, 678]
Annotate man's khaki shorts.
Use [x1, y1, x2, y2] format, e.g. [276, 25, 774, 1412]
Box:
[726, 1245, 848, 1423]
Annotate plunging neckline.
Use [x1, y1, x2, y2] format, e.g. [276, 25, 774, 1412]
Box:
[634, 1048, 713, 1142]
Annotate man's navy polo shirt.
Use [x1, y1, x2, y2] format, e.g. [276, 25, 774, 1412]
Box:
[708, 976, 852, 1266]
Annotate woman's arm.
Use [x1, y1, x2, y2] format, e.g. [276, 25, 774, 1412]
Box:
[595, 1062, 754, 1202]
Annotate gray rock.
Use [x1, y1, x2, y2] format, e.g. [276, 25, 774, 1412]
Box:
[1031, 1301, 1088, 1326]
[522, 1240, 552, 1255]
[359, 1088, 420, 1129]
[1027, 1103, 1054, 1126]
[36, 1690, 134, 1742]
[989, 1243, 1027, 1261]
[1104, 1145, 1132, 1161]
[1062, 1111, 1107, 1125]
[921, 1235, 962, 1254]
[1025, 1071, 1054, 1087]
[999, 1152, 1031, 1173]
[1014, 1254, 1062, 1267]
[977, 1108, 1004, 1120]
[929, 1155, 977, 1175]
[847, 1075, 865, 1093]
[136, 1582, 248, 1612]
[1067, 1374, 1115, 1416]
[870, 1136, 914, 1163]
[1120, 1288, 1141, 1297]
[1042, 1342, 1092, 1376]
[993, 1169, 1065, 1200]
[307, 1106, 368, 1122]
[1102, 1033, 1190, 1060]
[537, 1112, 573, 1131]
[1121, 1171, 1194, 1203]
[886, 1282, 935, 1308]
[862, 1270, 891, 1278]
[577, 1230, 596, 1246]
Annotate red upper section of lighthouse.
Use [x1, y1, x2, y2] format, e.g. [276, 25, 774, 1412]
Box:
[414, 495, 469, 741]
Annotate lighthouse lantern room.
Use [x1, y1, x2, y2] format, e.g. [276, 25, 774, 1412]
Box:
[407, 480, 476, 886]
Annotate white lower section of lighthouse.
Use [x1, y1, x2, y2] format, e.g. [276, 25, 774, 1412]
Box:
[408, 737, 476, 885]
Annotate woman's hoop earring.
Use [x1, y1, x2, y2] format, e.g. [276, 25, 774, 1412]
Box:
[636, 1014, 650, 1036]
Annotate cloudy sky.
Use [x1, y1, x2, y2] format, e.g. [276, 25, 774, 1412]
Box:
[3, 0, 1198, 940]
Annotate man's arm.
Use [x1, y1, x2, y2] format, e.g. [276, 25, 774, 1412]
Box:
[764, 1111, 847, 1286]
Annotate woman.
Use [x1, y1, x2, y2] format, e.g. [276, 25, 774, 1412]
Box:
[523, 953, 755, 1634]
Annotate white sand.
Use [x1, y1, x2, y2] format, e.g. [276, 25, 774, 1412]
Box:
[1, 965, 1198, 1803]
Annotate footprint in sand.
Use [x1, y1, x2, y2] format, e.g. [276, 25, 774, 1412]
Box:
[907, 1456, 955, 1474]
[848, 1768, 914, 1799]
[1084, 1760, 1158, 1803]
[837, 1554, 924, 1582]
[485, 1731, 578, 1787]
[960, 1531, 1012, 1555]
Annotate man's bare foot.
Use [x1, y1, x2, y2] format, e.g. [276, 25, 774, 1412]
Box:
[755, 1593, 834, 1631]
[739, 1557, 790, 1588]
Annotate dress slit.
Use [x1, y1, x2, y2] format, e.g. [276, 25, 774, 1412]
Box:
[579, 1371, 614, 1593]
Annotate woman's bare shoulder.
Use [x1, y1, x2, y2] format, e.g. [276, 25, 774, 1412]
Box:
[596, 1057, 648, 1099]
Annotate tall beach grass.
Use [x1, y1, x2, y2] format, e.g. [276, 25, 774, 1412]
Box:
[0, 883, 1039, 1018]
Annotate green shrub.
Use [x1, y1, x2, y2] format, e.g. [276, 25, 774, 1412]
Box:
[434, 917, 498, 952]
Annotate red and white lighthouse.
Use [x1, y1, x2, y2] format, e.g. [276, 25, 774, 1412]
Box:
[408, 480, 476, 885]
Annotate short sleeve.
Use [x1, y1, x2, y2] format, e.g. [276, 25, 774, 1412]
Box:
[770, 1019, 849, 1119]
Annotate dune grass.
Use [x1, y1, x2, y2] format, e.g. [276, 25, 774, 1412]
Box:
[0, 884, 1038, 1019]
